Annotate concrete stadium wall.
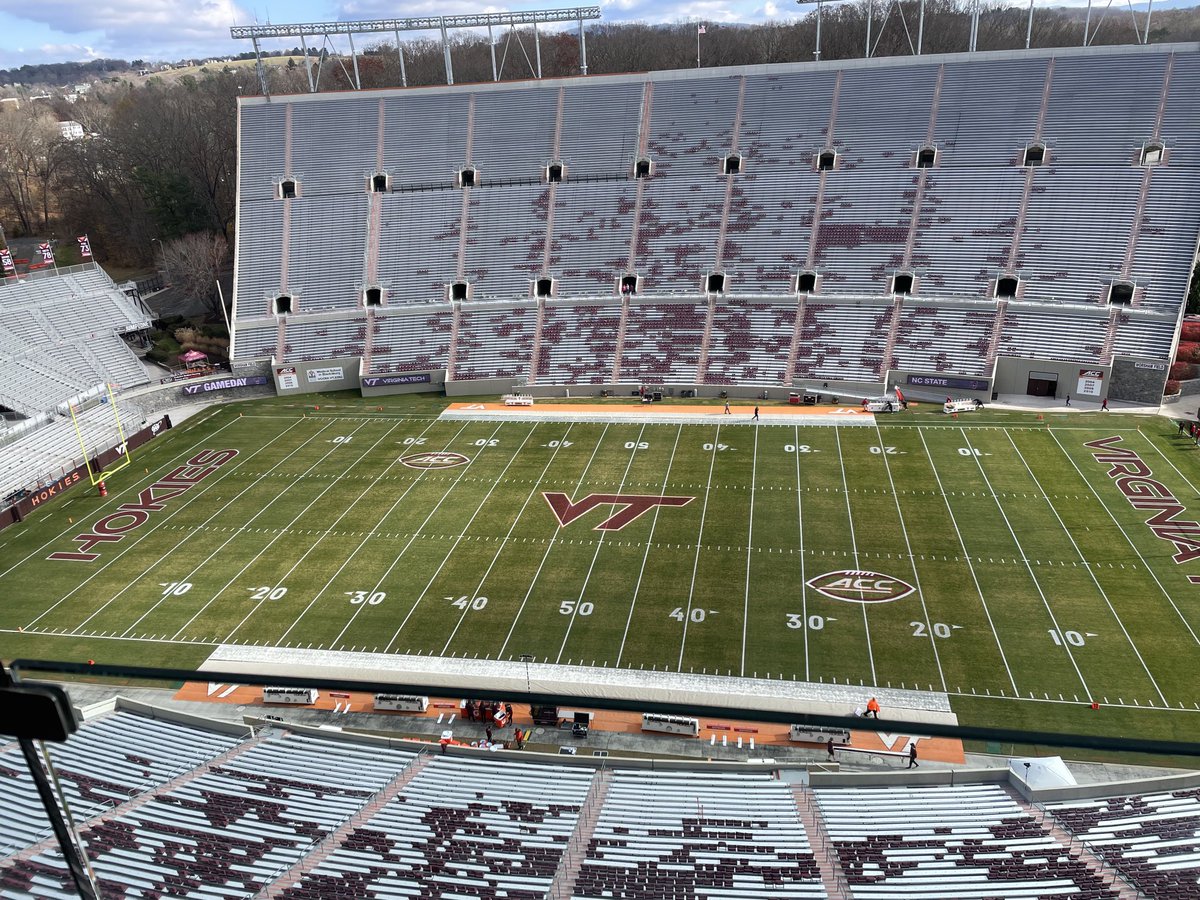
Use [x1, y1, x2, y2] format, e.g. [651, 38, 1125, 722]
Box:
[994, 357, 1111, 402]
[270, 357, 361, 396]
[1111, 357, 1169, 405]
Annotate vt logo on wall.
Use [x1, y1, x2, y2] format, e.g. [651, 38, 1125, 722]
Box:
[543, 492, 694, 531]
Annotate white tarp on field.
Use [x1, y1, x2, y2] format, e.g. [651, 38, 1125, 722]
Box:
[200, 645, 957, 725]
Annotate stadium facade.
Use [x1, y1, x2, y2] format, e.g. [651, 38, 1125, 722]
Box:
[231, 42, 1200, 403]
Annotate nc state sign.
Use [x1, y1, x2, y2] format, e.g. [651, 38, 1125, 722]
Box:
[806, 570, 915, 604]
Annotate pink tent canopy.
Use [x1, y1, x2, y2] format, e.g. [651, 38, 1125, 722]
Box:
[179, 350, 208, 364]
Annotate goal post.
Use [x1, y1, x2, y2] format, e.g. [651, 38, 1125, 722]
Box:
[67, 383, 133, 486]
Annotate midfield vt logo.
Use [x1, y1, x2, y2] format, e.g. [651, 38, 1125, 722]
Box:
[543, 492, 694, 531]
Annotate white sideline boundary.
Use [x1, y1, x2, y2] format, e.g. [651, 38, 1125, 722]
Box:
[199, 644, 958, 724]
[440, 409, 876, 427]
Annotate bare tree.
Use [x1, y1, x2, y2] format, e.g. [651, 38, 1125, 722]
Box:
[160, 231, 229, 320]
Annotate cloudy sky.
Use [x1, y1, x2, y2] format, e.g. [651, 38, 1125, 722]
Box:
[0, 0, 1167, 69]
[0, 0, 801, 68]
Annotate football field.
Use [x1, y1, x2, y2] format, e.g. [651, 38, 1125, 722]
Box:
[2, 394, 1200, 740]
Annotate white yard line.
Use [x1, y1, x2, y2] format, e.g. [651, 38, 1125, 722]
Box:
[795, 425, 811, 682]
[960, 427, 1093, 701]
[677, 425, 722, 671]
[1136, 426, 1200, 497]
[740, 424, 759, 677]
[1050, 429, 1200, 648]
[615, 425, 684, 667]
[833, 425, 876, 685]
[277, 421, 474, 645]
[217, 420, 415, 642]
[555, 424, 647, 664]
[874, 422, 946, 692]
[497, 424, 611, 659]
[26, 417, 317, 630]
[162, 420, 378, 641]
[1006, 432, 1168, 706]
[917, 429, 1019, 695]
[440, 425, 576, 654]
[382, 424, 538, 653]
[0, 408, 240, 580]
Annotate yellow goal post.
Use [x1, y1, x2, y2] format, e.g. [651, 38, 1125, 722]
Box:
[65, 383, 133, 486]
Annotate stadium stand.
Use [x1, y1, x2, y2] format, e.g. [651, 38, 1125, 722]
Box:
[815, 783, 1122, 898]
[233, 43, 1200, 392]
[7, 704, 1196, 899]
[574, 769, 827, 898]
[0, 264, 151, 417]
[278, 756, 593, 899]
[1047, 788, 1200, 898]
[0, 711, 243, 859]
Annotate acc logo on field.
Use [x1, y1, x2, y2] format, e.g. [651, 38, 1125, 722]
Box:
[806, 570, 915, 604]
[400, 451, 470, 470]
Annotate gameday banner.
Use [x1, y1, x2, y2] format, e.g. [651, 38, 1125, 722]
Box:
[182, 375, 269, 395]
[0, 248, 13, 273]
[77, 235, 93, 258]
[361, 373, 432, 388]
[0, 416, 172, 533]
[37, 242, 54, 265]
[907, 374, 990, 392]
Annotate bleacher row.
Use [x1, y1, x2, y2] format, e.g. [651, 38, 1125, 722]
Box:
[0, 265, 151, 416]
[234, 296, 1176, 385]
[234, 44, 1200, 382]
[2, 710, 1197, 898]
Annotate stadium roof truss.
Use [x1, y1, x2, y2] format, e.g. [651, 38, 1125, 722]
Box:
[230, 7, 603, 98]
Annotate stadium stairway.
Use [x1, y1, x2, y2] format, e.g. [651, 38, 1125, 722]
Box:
[1003, 784, 1142, 900]
[256, 749, 432, 897]
[793, 784, 853, 899]
[548, 767, 613, 900]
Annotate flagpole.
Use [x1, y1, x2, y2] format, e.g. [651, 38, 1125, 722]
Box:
[697, 24, 701, 68]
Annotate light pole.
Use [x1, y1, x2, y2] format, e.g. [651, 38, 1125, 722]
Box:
[150, 238, 165, 274]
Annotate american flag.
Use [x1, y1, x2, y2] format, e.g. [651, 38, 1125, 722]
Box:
[697, 23, 706, 34]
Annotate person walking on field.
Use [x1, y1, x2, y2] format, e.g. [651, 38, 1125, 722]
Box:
[724, 400, 731, 415]
[866, 697, 880, 719]
[907, 742, 919, 768]
[753, 406, 760, 422]
[826, 737, 835, 760]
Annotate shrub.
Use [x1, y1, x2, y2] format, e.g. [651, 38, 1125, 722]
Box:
[1165, 379, 1181, 395]
[1181, 320, 1200, 342]
[1177, 341, 1200, 363]
[1170, 362, 1198, 381]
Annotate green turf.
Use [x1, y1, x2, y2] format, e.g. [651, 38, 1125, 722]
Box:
[3, 391, 1199, 744]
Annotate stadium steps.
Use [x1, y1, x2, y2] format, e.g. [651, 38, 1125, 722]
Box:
[696, 293, 717, 383]
[253, 749, 433, 898]
[611, 297, 630, 384]
[548, 767, 613, 900]
[1122, 52, 1174, 279]
[528, 298, 547, 385]
[0, 722, 268, 870]
[792, 784, 854, 899]
[881, 296, 904, 372]
[447, 302, 461, 380]
[1102, 306, 1121, 362]
[1005, 784, 1142, 900]
[785, 294, 807, 383]
[985, 300, 1007, 369]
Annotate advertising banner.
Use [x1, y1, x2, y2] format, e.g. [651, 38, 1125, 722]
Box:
[361, 373, 432, 388]
[906, 374, 990, 392]
[182, 376, 269, 395]
[276, 366, 299, 390]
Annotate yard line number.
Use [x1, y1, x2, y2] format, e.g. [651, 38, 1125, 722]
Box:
[670, 607, 715, 623]
[911, 621, 960, 639]
[346, 591, 386, 605]
[249, 586, 288, 601]
[159, 582, 192, 596]
[1049, 628, 1092, 647]
[559, 600, 594, 616]
[448, 595, 488, 610]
